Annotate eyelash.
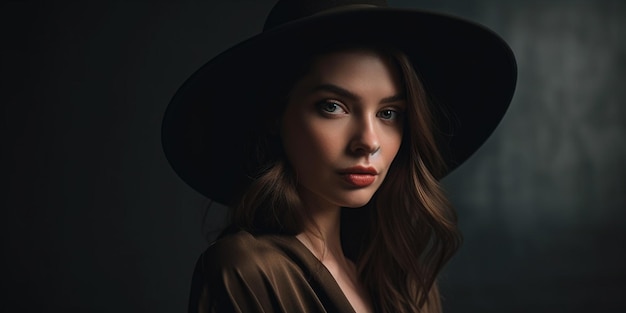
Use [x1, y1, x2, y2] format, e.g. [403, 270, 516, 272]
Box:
[316, 100, 403, 122]
[316, 100, 346, 115]
[377, 109, 401, 121]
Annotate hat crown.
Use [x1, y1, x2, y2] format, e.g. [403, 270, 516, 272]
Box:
[263, 0, 388, 31]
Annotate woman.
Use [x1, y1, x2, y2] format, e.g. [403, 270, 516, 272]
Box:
[161, 1, 517, 312]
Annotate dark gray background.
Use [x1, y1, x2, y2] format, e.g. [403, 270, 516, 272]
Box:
[2, 0, 624, 312]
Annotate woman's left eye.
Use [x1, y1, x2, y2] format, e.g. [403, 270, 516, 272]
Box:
[377, 109, 400, 120]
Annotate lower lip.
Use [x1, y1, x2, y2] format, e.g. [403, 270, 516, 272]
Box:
[341, 174, 376, 187]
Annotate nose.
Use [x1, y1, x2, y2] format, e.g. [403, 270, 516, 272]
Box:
[349, 116, 380, 156]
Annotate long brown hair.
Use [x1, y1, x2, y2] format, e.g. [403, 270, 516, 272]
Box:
[227, 43, 461, 313]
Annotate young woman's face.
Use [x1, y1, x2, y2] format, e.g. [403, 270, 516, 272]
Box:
[281, 49, 405, 210]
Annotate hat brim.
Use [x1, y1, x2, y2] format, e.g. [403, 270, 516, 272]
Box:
[161, 8, 517, 205]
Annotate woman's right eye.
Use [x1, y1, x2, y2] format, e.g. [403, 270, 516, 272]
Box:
[317, 100, 346, 115]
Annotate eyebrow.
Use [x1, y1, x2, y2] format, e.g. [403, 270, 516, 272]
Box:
[311, 83, 405, 104]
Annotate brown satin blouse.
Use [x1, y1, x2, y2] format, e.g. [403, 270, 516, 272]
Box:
[188, 230, 359, 313]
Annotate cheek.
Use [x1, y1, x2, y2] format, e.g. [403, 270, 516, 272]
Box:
[381, 127, 403, 163]
[282, 116, 343, 172]
[391, 131, 403, 154]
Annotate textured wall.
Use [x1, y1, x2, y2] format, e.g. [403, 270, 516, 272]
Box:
[414, 1, 626, 312]
[2, 0, 624, 312]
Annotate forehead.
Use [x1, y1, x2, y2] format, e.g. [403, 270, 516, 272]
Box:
[291, 48, 403, 97]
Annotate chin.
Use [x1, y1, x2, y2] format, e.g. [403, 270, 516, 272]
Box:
[334, 192, 375, 208]
[342, 203, 370, 209]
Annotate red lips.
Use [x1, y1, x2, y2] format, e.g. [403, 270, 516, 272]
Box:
[338, 166, 378, 187]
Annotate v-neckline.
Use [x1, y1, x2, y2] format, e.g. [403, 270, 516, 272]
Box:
[271, 234, 359, 313]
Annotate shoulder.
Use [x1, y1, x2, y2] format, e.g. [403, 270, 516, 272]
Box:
[190, 231, 335, 312]
[191, 231, 298, 312]
[200, 230, 298, 278]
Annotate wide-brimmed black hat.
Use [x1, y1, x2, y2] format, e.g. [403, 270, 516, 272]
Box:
[161, 0, 517, 206]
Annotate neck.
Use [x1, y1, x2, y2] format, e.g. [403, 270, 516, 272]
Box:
[296, 194, 345, 261]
